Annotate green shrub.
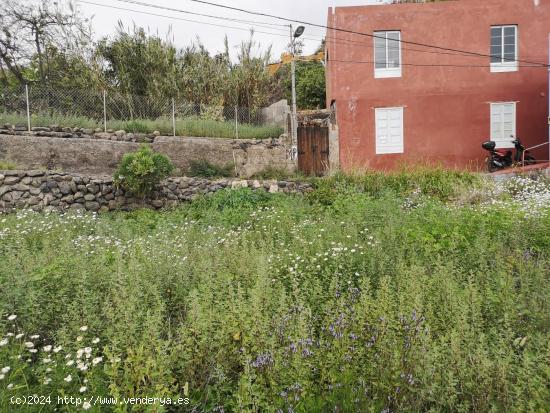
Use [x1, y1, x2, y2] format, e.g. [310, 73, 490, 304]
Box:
[188, 159, 234, 178]
[113, 145, 174, 197]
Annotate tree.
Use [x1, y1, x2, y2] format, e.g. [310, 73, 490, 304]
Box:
[294, 61, 326, 110]
[0, 0, 91, 87]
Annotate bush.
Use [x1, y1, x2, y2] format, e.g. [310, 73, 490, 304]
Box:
[188, 159, 234, 178]
[113, 145, 174, 197]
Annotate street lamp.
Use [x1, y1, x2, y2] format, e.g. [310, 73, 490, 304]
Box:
[290, 25, 305, 162]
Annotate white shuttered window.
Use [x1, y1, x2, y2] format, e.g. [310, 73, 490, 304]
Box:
[375, 107, 404, 154]
[490, 102, 516, 148]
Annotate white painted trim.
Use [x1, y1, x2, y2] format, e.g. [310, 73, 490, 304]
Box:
[490, 25, 518, 73]
[374, 31, 402, 79]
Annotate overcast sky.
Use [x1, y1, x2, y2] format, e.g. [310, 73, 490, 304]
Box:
[77, 0, 385, 61]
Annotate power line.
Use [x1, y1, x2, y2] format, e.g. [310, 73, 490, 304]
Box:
[324, 58, 546, 69]
[112, 0, 289, 28]
[78, 0, 292, 40]
[181, 0, 550, 68]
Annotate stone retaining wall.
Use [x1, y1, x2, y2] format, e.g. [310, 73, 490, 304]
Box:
[0, 133, 295, 177]
[0, 170, 313, 213]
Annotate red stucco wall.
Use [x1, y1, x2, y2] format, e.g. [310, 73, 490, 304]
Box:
[326, 0, 550, 171]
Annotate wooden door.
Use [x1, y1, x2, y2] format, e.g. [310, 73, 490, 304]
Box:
[297, 126, 329, 176]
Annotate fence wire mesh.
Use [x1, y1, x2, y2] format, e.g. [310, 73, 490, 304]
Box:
[0, 86, 284, 140]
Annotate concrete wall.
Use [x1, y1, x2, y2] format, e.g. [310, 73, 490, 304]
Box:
[326, 0, 550, 170]
[0, 134, 295, 177]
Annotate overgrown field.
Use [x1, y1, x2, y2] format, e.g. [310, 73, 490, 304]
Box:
[0, 112, 283, 140]
[1, 170, 549, 412]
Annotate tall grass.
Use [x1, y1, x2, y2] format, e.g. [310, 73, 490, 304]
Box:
[0, 112, 283, 139]
[0, 171, 548, 412]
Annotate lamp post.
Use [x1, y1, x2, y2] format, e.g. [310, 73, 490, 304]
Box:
[290, 24, 305, 161]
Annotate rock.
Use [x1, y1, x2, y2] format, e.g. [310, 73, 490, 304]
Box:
[86, 184, 99, 194]
[0, 186, 10, 197]
[1, 192, 12, 202]
[12, 183, 29, 191]
[251, 180, 262, 189]
[4, 176, 20, 185]
[84, 194, 95, 201]
[94, 132, 111, 140]
[74, 192, 84, 200]
[27, 170, 44, 177]
[45, 180, 58, 189]
[27, 196, 40, 206]
[94, 128, 103, 133]
[153, 130, 161, 136]
[58, 182, 72, 195]
[152, 199, 164, 208]
[31, 126, 51, 132]
[268, 184, 279, 193]
[135, 133, 148, 143]
[82, 128, 94, 135]
[114, 130, 126, 137]
[85, 201, 100, 211]
[29, 187, 41, 195]
[69, 203, 84, 210]
[21, 177, 32, 185]
[231, 180, 248, 189]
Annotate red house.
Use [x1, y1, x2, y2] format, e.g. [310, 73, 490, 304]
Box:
[325, 0, 550, 171]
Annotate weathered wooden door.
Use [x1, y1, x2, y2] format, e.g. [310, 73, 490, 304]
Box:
[297, 126, 329, 176]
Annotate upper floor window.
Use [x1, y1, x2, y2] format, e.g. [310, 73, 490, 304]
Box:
[374, 31, 402, 78]
[490, 25, 518, 72]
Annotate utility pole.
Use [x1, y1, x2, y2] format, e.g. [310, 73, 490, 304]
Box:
[290, 24, 305, 162]
[290, 24, 297, 160]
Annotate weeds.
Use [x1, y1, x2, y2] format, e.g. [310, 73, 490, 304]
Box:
[0, 170, 548, 412]
[0, 112, 283, 139]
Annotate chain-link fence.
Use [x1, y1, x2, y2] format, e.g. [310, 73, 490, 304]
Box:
[0, 85, 285, 140]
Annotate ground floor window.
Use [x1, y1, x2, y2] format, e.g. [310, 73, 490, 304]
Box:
[375, 107, 404, 154]
[490, 102, 516, 148]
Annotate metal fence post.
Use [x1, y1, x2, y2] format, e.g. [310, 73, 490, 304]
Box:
[172, 98, 176, 137]
[103, 90, 107, 132]
[25, 84, 31, 132]
[235, 105, 239, 139]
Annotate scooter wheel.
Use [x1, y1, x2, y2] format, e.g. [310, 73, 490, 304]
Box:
[485, 157, 498, 173]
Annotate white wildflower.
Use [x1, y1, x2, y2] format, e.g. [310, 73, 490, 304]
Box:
[79, 386, 87, 393]
[30, 335, 39, 339]
[43, 345, 52, 352]
[0, 338, 8, 346]
[83, 401, 91, 410]
[84, 347, 92, 355]
[92, 338, 100, 344]
[29, 349, 37, 353]
[79, 326, 88, 332]
[64, 374, 72, 383]
[0, 374, 5, 380]
[76, 336, 83, 342]
[1, 366, 10, 374]
[43, 377, 51, 385]
[7, 383, 13, 389]
[7, 315, 16, 321]
[15, 333, 23, 339]
[92, 357, 103, 365]
[66, 360, 75, 366]
[53, 346, 62, 353]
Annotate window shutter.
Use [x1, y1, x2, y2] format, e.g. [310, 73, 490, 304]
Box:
[376, 107, 404, 154]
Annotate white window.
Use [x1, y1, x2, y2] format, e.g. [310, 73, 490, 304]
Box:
[374, 31, 402, 78]
[490, 102, 516, 148]
[375, 107, 404, 154]
[490, 25, 518, 72]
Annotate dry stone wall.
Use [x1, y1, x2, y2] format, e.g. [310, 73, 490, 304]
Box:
[0, 170, 313, 213]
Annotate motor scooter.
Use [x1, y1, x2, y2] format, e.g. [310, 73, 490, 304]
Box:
[481, 136, 535, 172]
